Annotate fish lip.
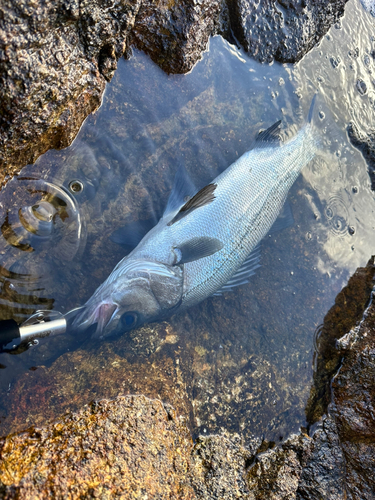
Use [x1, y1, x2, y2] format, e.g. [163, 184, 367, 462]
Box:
[72, 301, 119, 337]
[94, 302, 119, 336]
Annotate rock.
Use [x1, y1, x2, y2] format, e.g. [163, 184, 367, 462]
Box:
[0, 395, 198, 499]
[348, 121, 375, 190]
[0, 0, 350, 185]
[226, 0, 349, 64]
[330, 293, 375, 498]
[0, 0, 141, 187]
[297, 416, 346, 499]
[130, 0, 223, 74]
[305, 256, 375, 424]
[0, 395, 261, 499]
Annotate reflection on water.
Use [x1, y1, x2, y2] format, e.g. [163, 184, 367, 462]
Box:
[0, 0, 374, 441]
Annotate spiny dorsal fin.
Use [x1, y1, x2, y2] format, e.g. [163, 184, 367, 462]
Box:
[252, 120, 282, 149]
[168, 183, 217, 226]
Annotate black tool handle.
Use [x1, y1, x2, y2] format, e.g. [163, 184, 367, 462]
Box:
[0, 319, 20, 350]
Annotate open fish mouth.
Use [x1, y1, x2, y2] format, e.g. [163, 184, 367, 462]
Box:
[72, 301, 118, 337]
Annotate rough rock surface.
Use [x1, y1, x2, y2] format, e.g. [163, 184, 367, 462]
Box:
[227, 0, 349, 64]
[1, 259, 375, 498]
[348, 121, 375, 190]
[305, 256, 375, 424]
[0, 0, 141, 187]
[0, 395, 198, 499]
[330, 293, 375, 499]
[0, 0, 349, 184]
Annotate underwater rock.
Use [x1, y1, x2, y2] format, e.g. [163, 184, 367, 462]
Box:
[0, 0, 350, 185]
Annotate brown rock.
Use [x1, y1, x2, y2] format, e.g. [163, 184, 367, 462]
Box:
[130, 0, 223, 74]
[305, 256, 375, 424]
[227, 0, 349, 64]
[330, 289, 375, 499]
[0, 0, 141, 186]
[0, 395, 197, 499]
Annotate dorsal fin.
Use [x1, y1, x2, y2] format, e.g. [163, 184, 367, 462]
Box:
[163, 165, 197, 218]
[252, 120, 282, 149]
[168, 183, 217, 226]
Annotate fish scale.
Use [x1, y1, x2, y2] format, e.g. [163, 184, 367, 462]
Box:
[73, 98, 320, 337]
[170, 124, 319, 308]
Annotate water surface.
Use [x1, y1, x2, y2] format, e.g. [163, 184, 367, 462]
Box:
[0, 0, 374, 442]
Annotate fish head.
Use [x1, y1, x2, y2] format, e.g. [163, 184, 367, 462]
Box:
[72, 259, 183, 338]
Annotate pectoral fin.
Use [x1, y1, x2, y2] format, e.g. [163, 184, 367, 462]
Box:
[268, 201, 294, 234]
[174, 237, 223, 265]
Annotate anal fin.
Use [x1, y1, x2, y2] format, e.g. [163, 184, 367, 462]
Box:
[213, 245, 261, 296]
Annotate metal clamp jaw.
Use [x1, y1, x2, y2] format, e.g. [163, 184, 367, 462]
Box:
[0, 310, 67, 352]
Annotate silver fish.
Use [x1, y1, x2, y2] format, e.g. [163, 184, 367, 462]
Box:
[73, 96, 320, 338]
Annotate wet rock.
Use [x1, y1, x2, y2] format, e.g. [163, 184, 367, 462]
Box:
[130, 0, 223, 74]
[0, 402, 349, 499]
[330, 293, 375, 498]
[305, 256, 375, 424]
[0, 0, 350, 184]
[348, 121, 375, 191]
[297, 416, 346, 499]
[226, 0, 349, 64]
[0, 0, 141, 187]
[0, 395, 198, 499]
[192, 432, 254, 499]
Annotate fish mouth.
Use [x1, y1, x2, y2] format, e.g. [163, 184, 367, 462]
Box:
[72, 301, 118, 338]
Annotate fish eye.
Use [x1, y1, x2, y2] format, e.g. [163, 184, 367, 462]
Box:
[120, 312, 138, 330]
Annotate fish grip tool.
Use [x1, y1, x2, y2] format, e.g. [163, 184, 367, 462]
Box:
[0, 310, 67, 352]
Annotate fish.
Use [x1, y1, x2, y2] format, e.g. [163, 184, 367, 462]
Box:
[73, 95, 321, 338]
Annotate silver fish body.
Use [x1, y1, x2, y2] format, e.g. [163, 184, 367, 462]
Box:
[73, 99, 319, 337]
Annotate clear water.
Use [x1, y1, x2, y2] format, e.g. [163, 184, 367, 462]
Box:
[0, 0, 374, 441]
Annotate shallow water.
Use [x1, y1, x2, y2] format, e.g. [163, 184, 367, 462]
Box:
[0, 0, 374, 441]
